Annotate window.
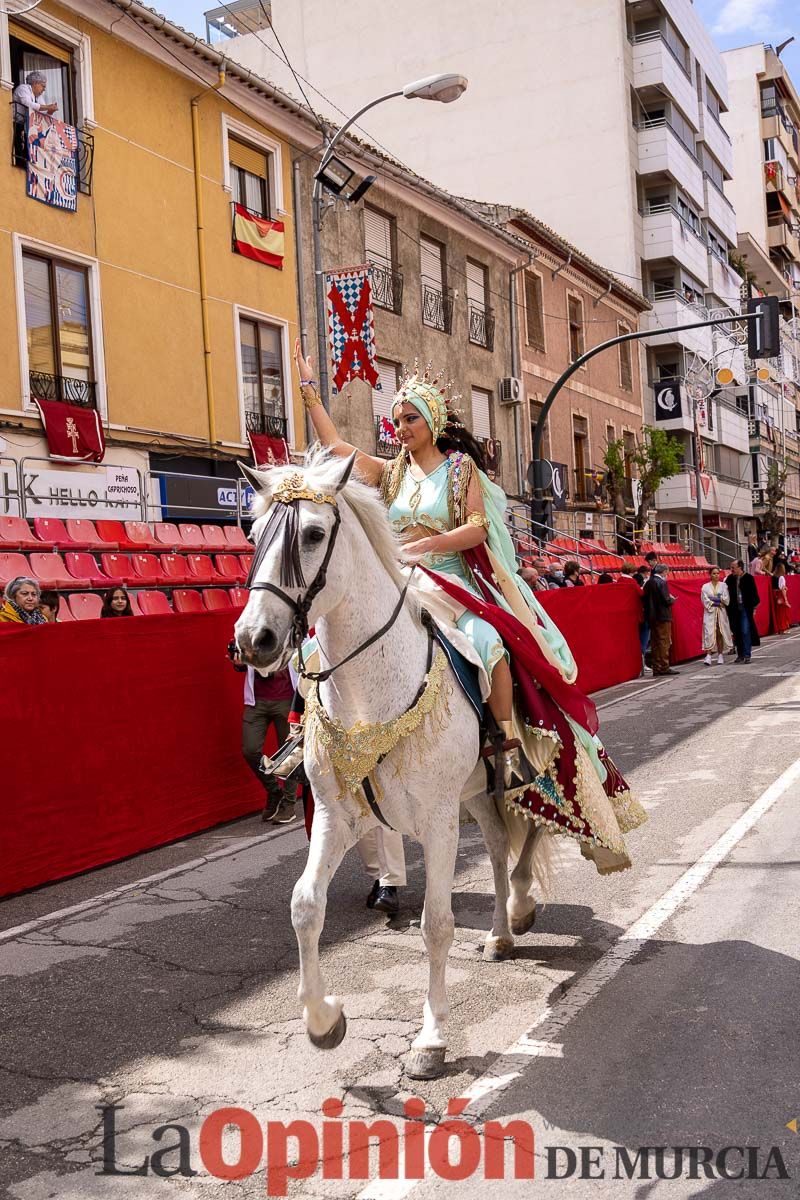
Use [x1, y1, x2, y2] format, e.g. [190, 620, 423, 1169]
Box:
[670, 106, 697, 156]
[420, 235, 452, 333]
[471, 386, 492, 440]
[623, 431, 636, 474]
[239, 318, 286, 434]
[524, 270, 545, 350]
[676, 192, 701, 236]
[22, 251, 94, 405]
[365, 206, 402, 314]
[708, 226, 728, 262]
[606, 423, 616, 447]
[568, 295, 585, 362]
[573, 414, 589, 500]
[618, 323, 633, 391]
[700, 145, 725, 191]
[371, 357, 400, 421]
[763, 137, 776, 162]
[467, 258, 493, 348]
[229, 138, 269, 217]
[706, 81, 722, 121]
[10, 22, 75, 124]
[663, 17, 689, 74]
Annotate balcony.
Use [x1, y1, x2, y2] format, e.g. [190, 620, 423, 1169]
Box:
[761, 113, 799, 169]
[644, 290, 713, 358]
[656, 465, 753, 517]
[368, 260, 404, 315]
[375, 415, 400, 459]
[244, 410, 288, 438]
[768, 221, 800, 262]
[11, 103, 94, 195]
[699, 110, 733, 180]
[572, 468, 604, 506]
[468, 305, 495, 351]
[29, 371, 97, 408]
[478, 435, 502, 478]
[708, 251, 741, 303]
[631, 32, 699, 130]
[642, 203, 709, 282]
[422, 284, 454, 335]
[636, 119, 705, 209]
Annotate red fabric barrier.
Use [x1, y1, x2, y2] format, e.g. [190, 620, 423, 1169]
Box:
[668, 573, 779, 665]
[0, 612, 264, 897]
[787, 575, 800, 624]
[536, 581, 642, 695]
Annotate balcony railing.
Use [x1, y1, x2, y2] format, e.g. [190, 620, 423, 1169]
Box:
[375, 415, 401, 459]
[29, 371, 97, 408]
[422, 283, 454, 334]
[637, 116, 698, 162]
[629, 29, 692, 80]
[573, 468, 604, 505]
[244, 410, 287, 437]
[478, 436, 502, 478]
[11, 103, 94, 195]
[368, 261, 404, 315]
[644, 200, 705, 242]
[468, 305, 495, 351]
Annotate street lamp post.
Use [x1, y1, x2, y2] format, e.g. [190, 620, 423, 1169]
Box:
[311, 73, 468, 411]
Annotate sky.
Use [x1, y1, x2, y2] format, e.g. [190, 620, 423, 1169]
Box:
[160, 0, 800, 96]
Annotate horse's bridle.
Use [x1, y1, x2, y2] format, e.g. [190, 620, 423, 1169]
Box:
[245, 476, 416, 684]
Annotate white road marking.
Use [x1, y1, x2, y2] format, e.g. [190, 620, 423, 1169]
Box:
[361, 750, 800, 1200]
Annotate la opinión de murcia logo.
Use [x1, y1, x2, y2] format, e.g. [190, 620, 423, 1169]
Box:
[97, 1104, 790, 1194]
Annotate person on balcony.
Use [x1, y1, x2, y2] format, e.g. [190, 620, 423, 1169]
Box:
[14, 71, 59, 116]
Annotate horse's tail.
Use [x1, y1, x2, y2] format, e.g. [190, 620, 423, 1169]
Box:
[499, 802, 572, 901]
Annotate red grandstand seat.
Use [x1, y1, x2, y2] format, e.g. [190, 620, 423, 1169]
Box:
[0, 517, 40, 550]
[153, 522, 181, 550]
[228, 586, 248, 608]
[172, 588, 205, 613]
[223, 525, 252, 552]
[137, 590, 173, 616]
[130, 552, 168, 584]
[215, 553, 246, 582]
[100, 553, 138, 585]
[32, 517, 88, 550]
[203, 589, 232, 610]
[160, 553, 190, 585]
[64, 552, 113, 588]
[65, 519, 116, 551]
[95, 520, 139, 551]
[31, 552, 90, 588]
[201, 524, 228, 552]
[68, 592, 103, 620]
[176, 523, 216, 552]
[0, 551, 30, 586]
[56, 599, 76, 621]
[124, 521, 161, 551]
[186, 553, 227, 584]
[239, 554, 253, 577]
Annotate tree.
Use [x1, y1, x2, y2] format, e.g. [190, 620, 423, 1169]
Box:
[761, 461, 788, 541]
[602, 438, 628, 543]
[631, 426, 683, 538]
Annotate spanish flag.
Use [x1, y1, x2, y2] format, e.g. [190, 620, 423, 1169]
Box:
[233, 204, 285, 269]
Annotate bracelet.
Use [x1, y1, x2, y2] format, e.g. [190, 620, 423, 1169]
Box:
[466, 511, 490, 531]
[299, 378, 318, 388]
[301, 382, 322, 411]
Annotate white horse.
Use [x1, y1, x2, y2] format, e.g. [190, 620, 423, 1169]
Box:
[235, 452, 544, 1080]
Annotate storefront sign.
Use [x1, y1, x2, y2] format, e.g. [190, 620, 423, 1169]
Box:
[22, 465, 142, 519]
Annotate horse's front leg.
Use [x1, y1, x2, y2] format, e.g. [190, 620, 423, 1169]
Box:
[291, 803, 352, 1048]
[463, 790, 514, 961]
[405, 813, 459, 1080]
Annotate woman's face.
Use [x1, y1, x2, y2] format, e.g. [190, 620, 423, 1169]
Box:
[392, 402, 433, 456]
[110, 589, 128, 612]
[14, 584, 40, 612]
[710, 568, 720, 584]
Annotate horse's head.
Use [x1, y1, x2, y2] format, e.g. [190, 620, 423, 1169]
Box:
[234, 452, 357, 671]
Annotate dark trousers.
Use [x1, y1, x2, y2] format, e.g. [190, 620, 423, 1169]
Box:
[733, 609, 753, 659]
[650, 620, 672, 674]
[242, 699, 290, 799]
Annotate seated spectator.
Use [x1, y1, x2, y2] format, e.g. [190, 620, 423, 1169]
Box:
[39, 590, 61, 622]
[563, 560, 584, 587]
[0, 577, 47, 625]
[597, 572, 614, 584]
[530, 556, 563, 588]
[519, 564, 548, 593]
[101, 586, 134, 617]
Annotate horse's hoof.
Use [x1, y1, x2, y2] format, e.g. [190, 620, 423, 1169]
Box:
[510, 905, 537, 936]
[308, 1011, 347, 1049]
[405, 1047, 447, 1080]
[483, 936, 515, 962]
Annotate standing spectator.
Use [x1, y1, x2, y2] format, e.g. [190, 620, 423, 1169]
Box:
[771, 561, 792, 634]
[633, 562, 650, 588]
[726, 560, 759, 664]
[644, 550, 659, 571]
[746, 534, 759, 566]
[563, 561, 585, 587]
[761, 547, 775, 576]
[629, 562, 651, 670]
[701, 567, 733, 665]
[39, 590, 61, 622]
[643, 564, 678, 676]
[101, 587, 134, 617]
[751, 553, 764, 575]
[0, 577, 46, 625]
[240, 662, 295, 822]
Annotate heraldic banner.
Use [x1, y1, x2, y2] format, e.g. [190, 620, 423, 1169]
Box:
[325, 267, 380, 393]
[26, 111, 79, 212]
[248, 430, 290, 467]
[34, 398, 106, 463]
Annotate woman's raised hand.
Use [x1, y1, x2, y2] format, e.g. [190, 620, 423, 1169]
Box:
[294, 337, 315, 384]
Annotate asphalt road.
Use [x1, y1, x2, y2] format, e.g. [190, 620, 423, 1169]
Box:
[2, 632, 799, 1199]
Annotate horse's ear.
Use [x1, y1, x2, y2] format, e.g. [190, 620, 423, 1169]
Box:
[238, 461, 268, 493]
[334, 451, 358, 493]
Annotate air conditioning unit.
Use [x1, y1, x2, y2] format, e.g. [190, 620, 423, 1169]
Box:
[498, 376, 522, 405]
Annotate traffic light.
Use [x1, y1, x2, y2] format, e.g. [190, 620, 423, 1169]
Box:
[746, 295, 781, 359]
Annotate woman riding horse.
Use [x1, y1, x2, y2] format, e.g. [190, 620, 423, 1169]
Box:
[293, 343, 645, 874]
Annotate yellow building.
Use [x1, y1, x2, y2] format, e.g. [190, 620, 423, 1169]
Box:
[0, 0, 313, 520]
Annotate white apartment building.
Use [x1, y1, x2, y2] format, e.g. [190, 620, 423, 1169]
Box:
[216, 0, 752, 546]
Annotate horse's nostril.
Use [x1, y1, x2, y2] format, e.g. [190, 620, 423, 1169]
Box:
[254, 628, 277, 655]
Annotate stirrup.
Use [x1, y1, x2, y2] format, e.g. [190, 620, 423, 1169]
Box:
[480, 715, 522, 803]
[261, 731, 305, 782]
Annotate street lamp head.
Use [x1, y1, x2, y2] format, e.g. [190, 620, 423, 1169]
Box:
[402, 73, 468, 103]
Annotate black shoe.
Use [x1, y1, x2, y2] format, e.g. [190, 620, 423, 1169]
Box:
[664, 668, 680, 676]
[261, 793, 282, 822]
[372, 885, 399, 916]
[734, 656, 745, 663]
[743, 656, 751, 664]
[365, 880, 381, 909]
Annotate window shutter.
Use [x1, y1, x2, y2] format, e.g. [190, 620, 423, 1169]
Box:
[365, 207, 392, 267]
[372, 359, 400, 420]
[466, 259, 486, 311]
[471, 387, 492, 440]
[420, 236, 443, 289]
[229, 138, 267, 178]
[524, 272, 544, 349]
[618, 323, 633, 390]
[9, 21, 71, 61]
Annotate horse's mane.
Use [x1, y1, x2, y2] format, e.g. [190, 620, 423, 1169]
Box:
[248, 447, 408, 594]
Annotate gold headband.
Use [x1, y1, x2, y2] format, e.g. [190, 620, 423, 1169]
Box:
[272, 472, 337, 507]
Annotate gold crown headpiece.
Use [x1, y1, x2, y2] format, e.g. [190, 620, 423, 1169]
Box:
[273, 472, 337, 508]
[394, 360, 463, 442]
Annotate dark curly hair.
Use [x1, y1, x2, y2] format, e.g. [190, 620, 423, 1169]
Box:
[436, 417, 488, 473]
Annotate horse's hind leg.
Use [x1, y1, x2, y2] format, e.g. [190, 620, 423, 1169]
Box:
[292, 807, 351, 1048]
[508, 821, 541, 935]
[463, 791, 514, 961]
[405, 817, 459, 1081]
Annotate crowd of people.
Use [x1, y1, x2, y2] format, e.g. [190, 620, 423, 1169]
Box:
[0, 577, 136, 624]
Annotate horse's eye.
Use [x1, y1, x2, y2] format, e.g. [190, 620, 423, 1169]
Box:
[304, 526, 326, 545]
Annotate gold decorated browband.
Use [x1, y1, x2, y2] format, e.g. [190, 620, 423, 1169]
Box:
[272, 472, 337, 508]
